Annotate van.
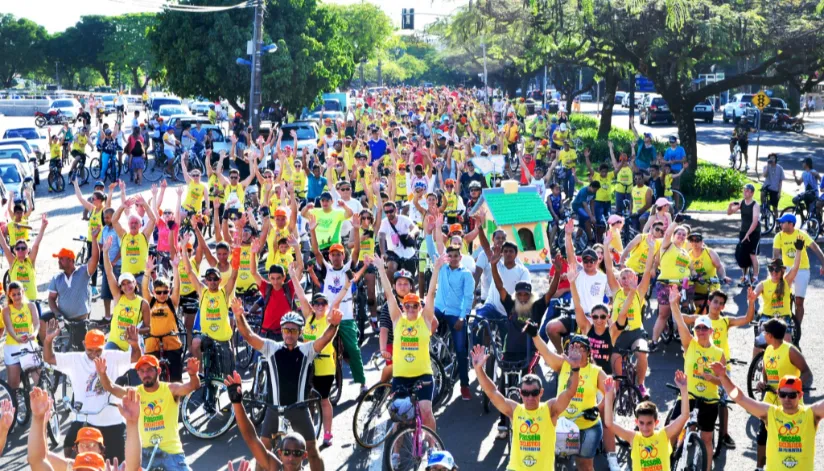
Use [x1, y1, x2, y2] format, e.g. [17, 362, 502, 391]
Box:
[150, 97, 183, 114]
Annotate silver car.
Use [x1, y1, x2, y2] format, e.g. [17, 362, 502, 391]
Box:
[279, 121, 319, 153]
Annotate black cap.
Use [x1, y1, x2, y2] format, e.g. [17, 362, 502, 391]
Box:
[514, 281, 532, 293]
[581, 248, 598, 259]
[687, 232, 704, 242]
[319, 191, 333, 200]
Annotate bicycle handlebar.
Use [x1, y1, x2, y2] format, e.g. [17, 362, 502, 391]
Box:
[243, 396, 320, 413]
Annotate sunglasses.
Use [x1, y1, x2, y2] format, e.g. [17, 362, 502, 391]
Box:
[778, 391, 799, 399]
[653, 227, 664, 233]
[520, 389, 541, 397]
[384, 209, 395, 214]
[768, 267, 783, 273]
[14, 246, 27, 252]
[591, 314, 608, 320]
[280, 449, 305, 457]
[312, 301, 328, 307]
[340, 187, 351, 191]
[403, 303, 421, 310]
[191, 174, 201, 178]
[205, 277, 220, 282]
[155, 290, 169, 295]
[582, 257, 596, 264]
[282, 327, 300, 335]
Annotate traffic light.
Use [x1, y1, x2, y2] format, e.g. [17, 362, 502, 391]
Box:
[402, 8, 415, 30]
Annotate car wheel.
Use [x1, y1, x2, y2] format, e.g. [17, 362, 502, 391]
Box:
[723, 111, 729, 123]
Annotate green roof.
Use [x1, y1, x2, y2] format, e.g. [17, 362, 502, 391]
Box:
[482, 188, 552, 225]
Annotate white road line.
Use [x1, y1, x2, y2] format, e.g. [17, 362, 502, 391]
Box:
[368, 421, 388, 471]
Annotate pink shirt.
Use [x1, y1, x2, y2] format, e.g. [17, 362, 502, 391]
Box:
[155, 219, 178, 253]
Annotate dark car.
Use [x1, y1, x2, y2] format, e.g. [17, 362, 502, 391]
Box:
[639, 96, 673, 125]
[745, 98, 790, 129]
[692, 99, 715, 123]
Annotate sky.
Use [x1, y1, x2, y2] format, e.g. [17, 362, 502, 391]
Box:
[2, 0, 468, 34]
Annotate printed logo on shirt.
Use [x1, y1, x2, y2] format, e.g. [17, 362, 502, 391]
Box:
[142, 401, 165, 432]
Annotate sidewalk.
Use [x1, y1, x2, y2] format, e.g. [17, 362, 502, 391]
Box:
[800, 110, 824, 138]
[680, 211, 776, 246]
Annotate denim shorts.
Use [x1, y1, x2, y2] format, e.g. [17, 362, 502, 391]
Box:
[141, 448, 191, 471]
[578, 420, 604, 458]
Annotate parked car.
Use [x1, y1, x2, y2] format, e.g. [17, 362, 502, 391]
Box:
[191, 101, 212, 116]
[0, 146, 37, 186]
[158, 105, 190, 120]
[100, 95, 116, 115]
[723, 93, 755, 123]
[201, 125, 231, 154]
[578, 93, 593, 102]
[2, 128, 48, 164]
[639, 95, 673, 125]
[745, 97, 790, 128]
[0, 139, 38, 166]
[149, 97, 183, 114]
[613, 91, 627, 105]
[693, 99, 715, 123]
[278, 121, 319, 153]
[305, 99, 345, 123]
[48, 98, 82, 120]
[167, 115, 212, 140]
[0, 161, 32, 208]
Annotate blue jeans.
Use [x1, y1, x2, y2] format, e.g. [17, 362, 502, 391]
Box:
[578, 421, 604, 459]
[540, 293, 572, 342]
[615, 191, 630, 214]
[141, 448, 191, 471]
[564, 170, 576, 200]
[435, 309, 469, 387]
[101, 151, 114, 182]
[473, 303, 508, 348]
[594, 201, 611, 224]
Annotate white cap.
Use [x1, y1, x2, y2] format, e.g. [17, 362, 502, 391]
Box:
[694, 315, 713, 330]
[427, 451, 456, 468]
[118, 272, 136, 285]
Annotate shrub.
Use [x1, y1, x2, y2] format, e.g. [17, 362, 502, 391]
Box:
[568, 113, 599, 130]
[573, 127, 666, 163]
[681, 164, 748, 203]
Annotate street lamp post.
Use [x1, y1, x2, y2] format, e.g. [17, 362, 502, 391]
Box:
[249, 0, 265, 136]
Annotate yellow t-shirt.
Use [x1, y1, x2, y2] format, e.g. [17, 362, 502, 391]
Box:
[615, 166, 633, 194]
[774, 229, 814, 270]
[766, 404, 816, 471]
[691, 248, 719, 295]
[557, 362, 601, 430]
[392, 315, 432, 378]
[121, 233, 148, 276]
[88, 207, 103, 242]
[183, 180, 207, 212]
[138, 382, 184, 455]
[630, 429, 671, 471]
[266, 225, 293, 271]
[664, 174, 674, 197]
[5, 302, 34, 346]
[199, 288, 231, 342]
[9, 219, 29, 246]
[72, 134, 88, 152]
[612, 289, 644, 331]
[631, 185, 649, 211]
[763, 342, 800, 405]
[358, 233, 375, 262]
[235, 244, 255, 292]
[684, 339, 723, 401]
[222, 183, 245, 209]
[626, 234, 661, 274]
[50, 142, 61, 160]
[178, 257, 198, 296]
[9, 258, 36, 301]
[303, 313, 335, 376]
[558, 149, 577, 169]
[553, 130, 569, 147]
[354, 166, 373, 194]
[310, 208, 346, 250]
[761, 278, 793, 317]
[591, 173, 611, 202]
[509, 402, 555, 471]
[658, 245, 691, 281]
[108, 295, 144, 351]
[710, 316, 731, 372]
[208, 174, 224, 201]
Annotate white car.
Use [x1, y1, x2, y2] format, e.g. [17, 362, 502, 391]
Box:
[0, 161, 33, 208]
[201, 125, 231, 154]
[279, 121, 319, 154]
[158, 105, 190, 120]
[48, 98, 82, 120]
[2, 127, 48, 164]
[0, 146, 36, 185]
[723, 93, 755, 124]
[191, 102, 212, 116]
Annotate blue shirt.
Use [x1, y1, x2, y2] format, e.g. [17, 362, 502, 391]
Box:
[663, 145, 686, 172]
[189, 127, 206, 144]
[307, 174, 327, 201]
[367, 139, 387, 163]
[572, 187, 595, 211]
[433, 263, 474, 319]
[549, 193, 562, 215]
[101, 225, 121, 266]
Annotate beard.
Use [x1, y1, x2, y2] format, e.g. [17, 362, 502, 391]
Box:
[142, 376, 157, 388]
[514, 296, 535, 319]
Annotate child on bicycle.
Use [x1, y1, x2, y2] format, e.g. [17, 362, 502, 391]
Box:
[142, 255, 184, 382]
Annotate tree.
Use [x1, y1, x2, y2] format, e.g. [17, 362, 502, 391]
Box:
[325, 2, 393, 85]
[100, 13, 162, 92]
[152, 0, 354, 117]
[0, 14, 49, 87]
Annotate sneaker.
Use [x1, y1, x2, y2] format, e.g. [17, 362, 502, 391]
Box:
[607, 452, 621, 471]
[722, 434, 736, 449]
[322, 431, 333, 447]
[391, 453, 401, 469]
[638, 384, 649, 399]
[648, 340, 659, 352]
[461, 386, 472, 401]
[91, 286, 99, 297]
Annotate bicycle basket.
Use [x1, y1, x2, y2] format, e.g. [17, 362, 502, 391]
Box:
[554, 417, 581, 455]
[388, 396, 415, 423]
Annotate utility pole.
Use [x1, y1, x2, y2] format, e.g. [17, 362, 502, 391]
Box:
[377, 59, 383, 87]
[249, 0, 265, 136]
[55, 61, 59, 89]
[482, 36, 488, 104]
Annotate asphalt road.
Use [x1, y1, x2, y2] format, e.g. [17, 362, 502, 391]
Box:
[1, 113, 824, 470]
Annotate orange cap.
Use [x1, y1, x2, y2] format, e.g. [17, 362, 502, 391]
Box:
[73, 452, 105, 471]
[84, 330, 106, 349]
[185, 242, 194, 250]
[329, 243, 345, 254]
[778, 375, 803, 394]
[444, 179, 456, 186]
[274, 208, 288, 218]
[135, 355, 160, 371]
[75, 427, 104, 445]
[53, 248, 76, 259]
[402, 293, 421, 305]
[449, 223, 462, 234]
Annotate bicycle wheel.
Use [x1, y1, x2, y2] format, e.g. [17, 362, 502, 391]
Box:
[143, 156, 166, 182]
[660, 311, 674, 344]
[613, 382, 642, 461]
[48, 170, 65, 193]
[746, 351, 765, 400]
[430, 358, 445, 409]
[760, 206, 776, 235]
[180, 379, 236, 439]
[78, 166, 90, 186]
[307, 389, 323, 439]
[248, 361, 268, 426]
[234, 331, 254, 372]
[382, 424, 445, 471]
[89, 158, 101, 179]
[791, 314, 802, 347]
[352, 382, 394, 449]
[804, 217, 820, 240]
[671, 190, 687, 218]
[39, 375, 63, 448]
[682, 432, 708, 471]
[0, 379, 18, 434]
[734, 151, 743, 171]
[329, 359, 343, 407]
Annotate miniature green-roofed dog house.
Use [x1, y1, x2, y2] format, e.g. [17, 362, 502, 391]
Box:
[470, 180, 553, 270]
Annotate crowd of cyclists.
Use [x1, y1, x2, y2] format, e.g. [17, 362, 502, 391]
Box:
[0, 84, 821, 471]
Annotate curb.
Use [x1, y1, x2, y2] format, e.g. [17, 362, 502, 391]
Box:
[704, 238, 741, 246]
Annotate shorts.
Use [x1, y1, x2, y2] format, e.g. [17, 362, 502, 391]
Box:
[655, 281, 694, 305]
[312, 374, 334, 399]
[3, 341, 37, 366]
[64, 421, 126, 462]
[765, 189, 779, 208]
[71, 150, 85, 159]
[594, 201, 611, 223]
[385, 251, 418, 276]
[261, 403, 316, 443]
[575, 207, 590, 224]
[577, 421, 604, 459]
[739, 231, 761, 256]
[669, 398, 719, 433]
[757, 420, 768, 446]
[140, 449, 191, 471]
[130, 156, 146, 171]
[392, 374, 434, 402]
[116, 105, 125, 112]
[613, 328, 648, 352]
[793, 269, 810, 298]
[180, 292, 199, 315]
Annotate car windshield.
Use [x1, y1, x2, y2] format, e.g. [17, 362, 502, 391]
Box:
[52, 100, 75, 108]
[102, 96, 114, 103]
[206, 129, 225, 142]
[652, 98, 666, 105]
[160, 107, 187, 117]
[0, 149, 26, 162]
[3, 129, 39, 140]
[0, 165, 21, 184]
[740, 95, 753, 104]
[284, 127, 316, 140]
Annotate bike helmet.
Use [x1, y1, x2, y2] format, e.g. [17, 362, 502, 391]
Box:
[468, 181, 482, 190]
[280, 312, 305, 329]
[394, 269, 414, 285]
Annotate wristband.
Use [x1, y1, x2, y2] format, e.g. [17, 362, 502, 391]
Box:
[615, 319, 628, 331]
[227, 383, 243, 404]
[260, 206, 271, 218]
[571, 367, 580, 373]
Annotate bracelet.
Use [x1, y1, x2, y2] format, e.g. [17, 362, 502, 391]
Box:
[571, 367, 580, 372]
[616, 319, 628, 331]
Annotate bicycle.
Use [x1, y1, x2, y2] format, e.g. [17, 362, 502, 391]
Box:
[711, 358, 748, 458]
[729, 140, 743, 171]
[429, 329, 458, 408]
[89, 154, 120, 184]
[759, 187, 777, 235]
[382, 379, 445, 470]
[242, 392, 323, 466]
[180, 334, 236, 439]
[144, 146, 206, 183]
[47, 159, 65, 193]
[143, 333, 186, 382]
[655, 278, 692, 345]
[68, 153, 90, 186]
[11, 347, 64, 448]
[611, 347, 648, 462]
[554, 407, 601, 471]
[466, 314, 506, 414]
[779, 191, 821, 240]
[663, 384, 710, 471]
[746, 316, 801, 399]
[670, 189, 687, 220]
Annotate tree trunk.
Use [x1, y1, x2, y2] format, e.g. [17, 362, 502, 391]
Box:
[598, 69, 620, 139]
[130, 68, 142, 92]
[142, 75, 151, 92]
[673, 109, 698, 171]
[229, 98, 246, 118]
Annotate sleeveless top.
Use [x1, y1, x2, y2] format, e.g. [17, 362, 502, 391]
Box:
[138, 382, 184, 455]
[740, 199, 759, 235]
[392, 315, 433, 378]
[587, 327, 613, 374]
[303, 313, 335, 376]
[685, 339, 724, 401]
[764, 342, 800, 405]
[508, 402, 555, 471]
[557, 362, 601, 430]
[121, 233, 148, 275]
[108, 295, 144, 351]
[761, 278, 793, 317]
[10, 258, 37, 301]
[766, 404, 816, 471]
[146, 298, 182, 353]
[5, 302, 35, 346]
[199, 288, 231, 342]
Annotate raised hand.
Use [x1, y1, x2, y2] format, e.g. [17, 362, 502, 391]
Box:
[567, 346, 583, 369]
[230, 297, 244, 319]
[674, 370, 688, 389]
[604, 376, 615, 395]
[94, 357, 107, 376]
[251, 238, 261, 254]
[709, 362, 726, 379]
[146, 256, 156, 274]
[434, 252, 449, 270]
[470, 344, 489, 369]
[564, 218, 574, 235]
[40, 213, 48, 229]
[125, 326, 139, 346]
[228, 459, 252, 471]
[103, 236, 113, 251]
[328, 308, 343, 326]
[45, 319, 60, 343]
[151, 184, 158, 196]
[489, 246, 502, 266]
[306, 212, 318, 231]
[0, 399, 13, 432]
[185, 357, 200, 377]
[566, 262, 579, 283]
[29, 387, 52, 420]
[117, 388, 141, 423]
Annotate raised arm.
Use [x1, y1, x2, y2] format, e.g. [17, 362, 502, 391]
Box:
[549, 350, 581, 419]
[231, 297, 265, 351]
[168, 357, 202, 398]
[603, 376, 638, 443]
[669, 286, 693, 349]
[470, 345, 518, 418]
[93, 357, 128, 399]
[663, 371, 692, 441]
[225, 372, 279, 470]
[73, 179, 95, 211]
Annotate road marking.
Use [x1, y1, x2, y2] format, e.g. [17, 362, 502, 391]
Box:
[368, 421, 388, 471]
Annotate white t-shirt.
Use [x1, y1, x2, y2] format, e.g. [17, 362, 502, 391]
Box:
[530, 177, 547, 201]
[378, 215, 417, 259]
[337, 197, 362, 242]
[319, 260, 354, 320]
[55, 350, 133, 426]
[483, 261, 530, 315]
[461, 253, 477, 273]
[574, 270, 608, 314]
